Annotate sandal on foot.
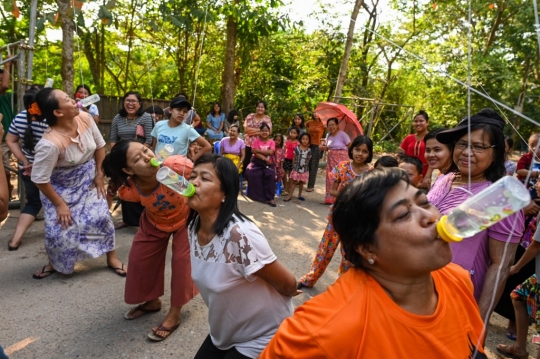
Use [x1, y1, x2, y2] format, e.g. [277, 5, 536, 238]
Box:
[268, 201, 277, 207]
[147, 322, 180, 342]
[107, 263, 127, 277]
[114, 222, 129, 230]
[124, 304, 162, 320]
[506, 329, 517, 341]
[32, 266, 56, 280]
[298, 196, 305, 201]
[496, 344, 528, 359]
[305, 188, 314, 192]
[283, 198, 291, 202]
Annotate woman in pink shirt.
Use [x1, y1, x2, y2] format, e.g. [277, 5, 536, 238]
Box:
[320, 118, 351, 204]
[427, 108, 524, 323]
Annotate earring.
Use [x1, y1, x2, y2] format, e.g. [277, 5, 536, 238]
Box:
[367, 258, 374, 265]
[222, 198, 225, 203]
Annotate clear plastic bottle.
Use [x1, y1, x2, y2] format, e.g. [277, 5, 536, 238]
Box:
[44, 78, 54, 88]
[437, 176, 530, 242]
[150, 144, 174, 167]
[156, 166, 196, 197]
[77, 94, 100, 108]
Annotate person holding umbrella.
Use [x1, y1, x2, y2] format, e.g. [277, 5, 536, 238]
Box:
[320, 118, 351, 204]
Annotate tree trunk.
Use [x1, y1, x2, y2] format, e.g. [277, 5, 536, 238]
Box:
[333, 0, 364, 103]
[220, 8, 238, 114]
[57, 0, 74, 95]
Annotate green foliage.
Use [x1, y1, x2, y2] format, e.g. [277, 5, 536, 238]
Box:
[0, 0, 538, 150]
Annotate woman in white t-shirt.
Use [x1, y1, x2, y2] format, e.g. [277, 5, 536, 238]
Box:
[187, 154, 298, 359]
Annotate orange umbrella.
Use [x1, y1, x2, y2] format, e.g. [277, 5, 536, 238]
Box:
[315, 102, 364, 139]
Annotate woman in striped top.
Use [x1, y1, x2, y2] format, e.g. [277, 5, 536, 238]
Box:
[5, 87, 48, 250]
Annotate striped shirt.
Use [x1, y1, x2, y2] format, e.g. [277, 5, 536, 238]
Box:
[109, 112, 153, 145]
[7, 110, 48, 166]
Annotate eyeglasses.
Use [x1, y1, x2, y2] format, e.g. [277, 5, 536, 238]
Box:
[124, 99, 139, 104]
[454, 141, 496, 153]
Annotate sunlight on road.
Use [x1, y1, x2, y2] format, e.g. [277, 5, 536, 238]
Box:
[5, 337, 40, 355]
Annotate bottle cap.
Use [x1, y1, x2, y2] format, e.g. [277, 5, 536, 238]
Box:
[183, 183, 196, 197]
[150, 158, 160, 167]
[436, 215, 463, 243]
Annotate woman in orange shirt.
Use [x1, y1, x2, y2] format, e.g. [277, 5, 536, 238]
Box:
[104, 139, 198, 342]
[261, 168, 487, 359]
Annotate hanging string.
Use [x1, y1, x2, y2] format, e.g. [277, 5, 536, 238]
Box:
[360, 25, 540, 128]
[71, 0, 85, 89]
[191, 0, 210, 109]
[467, 0, 472, 192]
[143, 47, 155, 113]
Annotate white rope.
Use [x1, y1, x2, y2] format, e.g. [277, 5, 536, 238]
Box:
[72, 1, 85, 90]
[360, 26, 540, 128]
[467, 0, 472, 193]
[143, 47, 155, 112]
[191, 0, 210, 109]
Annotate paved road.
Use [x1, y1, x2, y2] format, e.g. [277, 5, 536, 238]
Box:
[0, 175, 534, 358]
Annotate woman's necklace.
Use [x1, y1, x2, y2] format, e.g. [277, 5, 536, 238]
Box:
[125, 116, 137, 126]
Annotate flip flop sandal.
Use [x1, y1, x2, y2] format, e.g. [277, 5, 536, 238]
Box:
[147, 322, 180, 342]
[114, 222, 129, 230]
[283, 198, 291, 202]
[298, 196, 305, 201]
[305, 188, 314, 192]
[496, 344, 529, 359]
[32, 265, 56, 280]
[124, 304, 162, 320]
[506, 329, 517, 341]
[108, 263, 127, 277]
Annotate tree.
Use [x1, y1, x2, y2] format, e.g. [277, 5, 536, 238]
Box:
[57, 0, 75, 94]
[334, 0, 364, 102]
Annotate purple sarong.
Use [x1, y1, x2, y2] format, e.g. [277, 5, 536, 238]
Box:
[41, 159, 114, 274]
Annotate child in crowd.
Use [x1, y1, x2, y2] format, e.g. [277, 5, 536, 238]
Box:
[373, 155, 399, 169]
[187, 141, 200, 162]
[505, 136, 517, 176]
[282, 127, 299, 196]
[298, 135, 373, 289]
[497, 205, 540, 359]
[284, 133, 311, 202]
[145, 105, 165, 124]
[517, 133, 540, 185]
[151, 97, 211, 160]
[398, 156, 424, 188]
[273, 134, 285, 193]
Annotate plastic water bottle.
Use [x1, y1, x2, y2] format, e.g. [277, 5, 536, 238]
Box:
[437, 176, 530, 242]
[77, 94, 100, 108]
[150, 144, 174, 167]
[44, 78, 54, 88]
[156, 166, 196, 197]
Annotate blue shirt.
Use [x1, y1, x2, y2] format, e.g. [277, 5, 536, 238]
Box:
[151, 120, 200, 156]
[8, 110, 48, 166]
[206, 113, 225, 131]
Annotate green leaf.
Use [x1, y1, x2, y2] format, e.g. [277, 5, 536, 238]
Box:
[77, 12, 85, 28]
[36, 16, 45, 33]
[105, 0, 116, 10]
[3, 0, 13, 12]
[169, 15, 185, 28]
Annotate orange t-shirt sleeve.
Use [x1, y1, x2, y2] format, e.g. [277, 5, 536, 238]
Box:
[118, 183, 140, 202]
[260, 315, 326, 359]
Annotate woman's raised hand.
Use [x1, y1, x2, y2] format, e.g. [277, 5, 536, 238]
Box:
[55, 202, 73, 228]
